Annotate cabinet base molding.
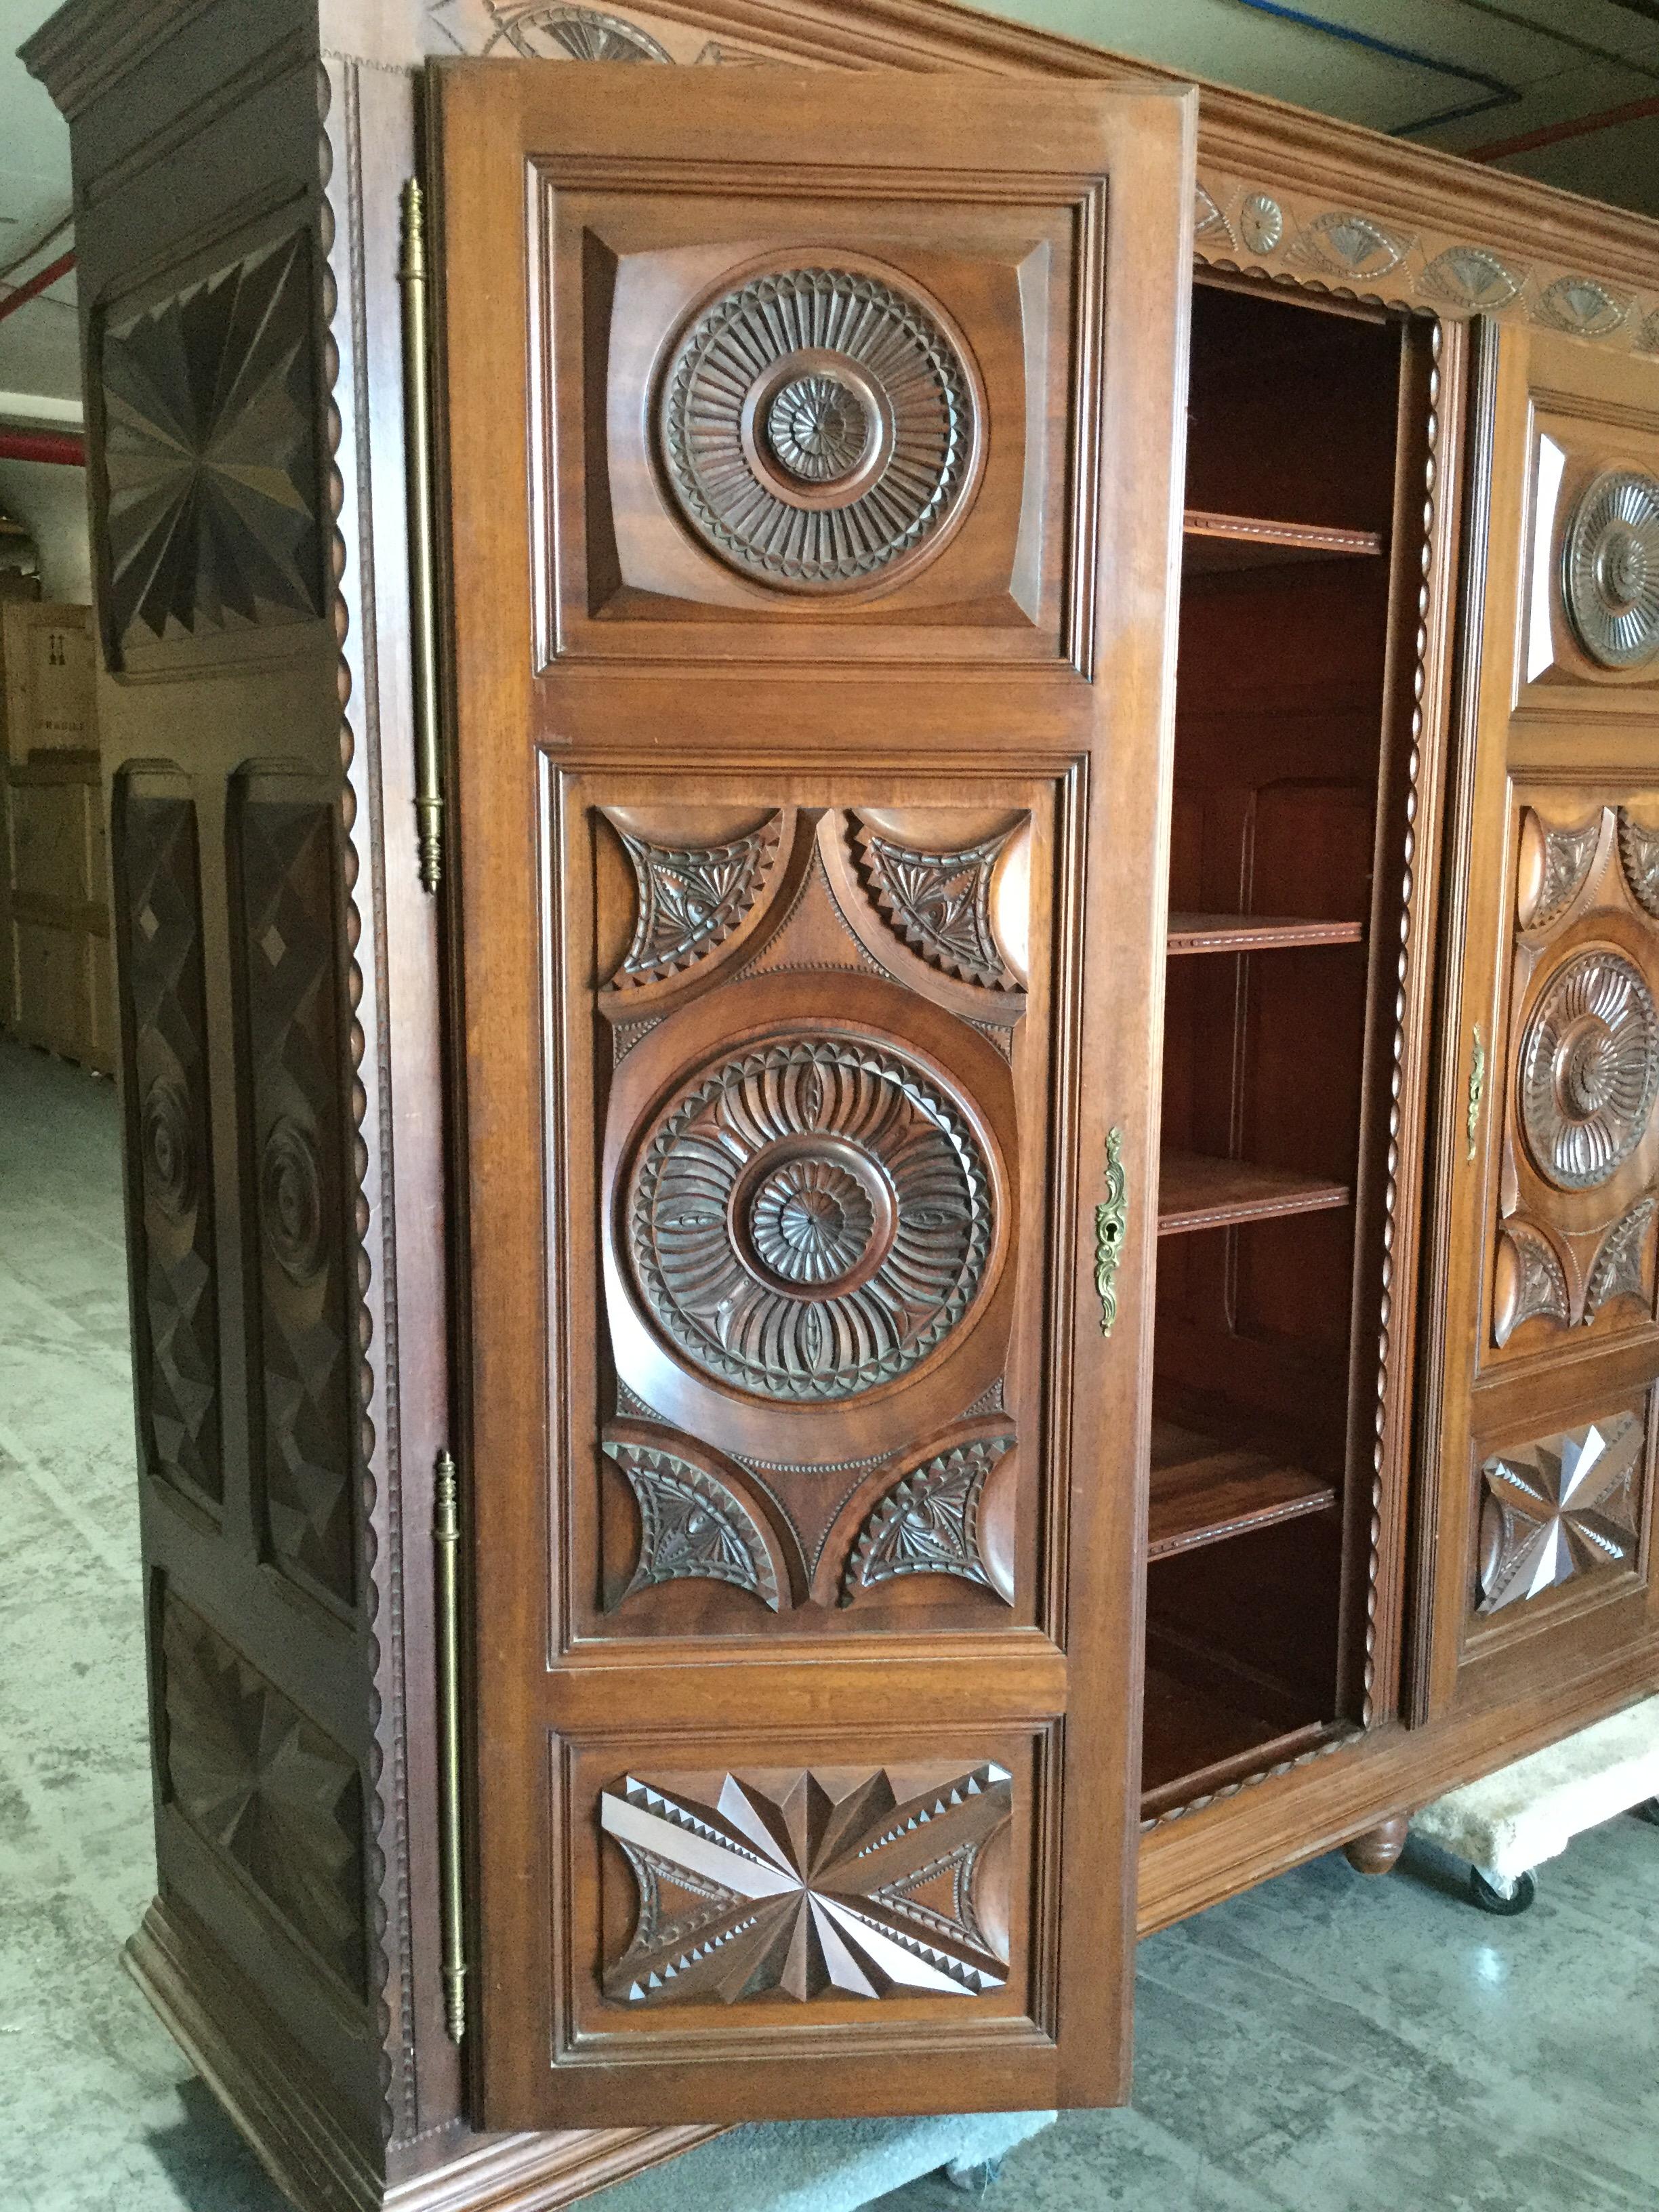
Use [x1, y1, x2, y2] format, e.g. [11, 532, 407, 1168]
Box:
[125, 1900, 719, 2212]
[1139, 1652, 1659, 1935]
[1340, 1815, 1408, 1876]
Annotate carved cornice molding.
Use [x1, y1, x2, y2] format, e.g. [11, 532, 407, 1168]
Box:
[631, 0, 1659, 340]
[24, 0, 268, 118]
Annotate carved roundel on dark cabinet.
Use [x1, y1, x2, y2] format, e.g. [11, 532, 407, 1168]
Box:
[232, 782, 359, 1616]
[115, 777, 222, 1511]
[657, 266, 980, 592]
[1561, 468, 1659, 671]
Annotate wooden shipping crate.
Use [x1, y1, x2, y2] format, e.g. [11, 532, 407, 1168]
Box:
[0, 602, 112, 1072]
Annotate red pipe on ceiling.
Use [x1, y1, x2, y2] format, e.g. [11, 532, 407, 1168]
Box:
[0, 428, 85, 466]
[0, 249, 77, 327]
[1465, 92, 1659, 163]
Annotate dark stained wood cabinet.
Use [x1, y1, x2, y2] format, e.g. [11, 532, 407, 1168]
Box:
[20, 0, 1659, 2206]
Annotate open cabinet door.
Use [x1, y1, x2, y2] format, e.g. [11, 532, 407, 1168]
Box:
[434, 59, 1193, 2129]
[1414, 320, 1659, 1726]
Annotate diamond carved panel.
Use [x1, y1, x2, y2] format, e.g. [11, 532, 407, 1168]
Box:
[234, 790, 356, 1612]
[98, 231, 323, 665]
[160, 1592, 366, 1991]
[116, 784, 221, 1509]
[1477, 1412, 1643, 1615]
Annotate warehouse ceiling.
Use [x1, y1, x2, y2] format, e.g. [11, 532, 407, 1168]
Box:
[0, 0, 1654, 420]
[978, 0, 1659, 213]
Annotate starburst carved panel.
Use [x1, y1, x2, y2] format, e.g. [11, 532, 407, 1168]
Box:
[116, 784, 221, 1508]
[1477, 1413, 1643, 1614]
[98, 232, 323, 663]
[600, 1763, 1011, 2005]
[234, 790, 356, 1612]
[161, 1593, 365, 1990]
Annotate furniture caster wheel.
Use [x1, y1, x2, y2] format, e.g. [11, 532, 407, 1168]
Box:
[1469, 1866, 1536, 1915]
[944, 2154, 1006, 2196]
[1633, 1797, 1659, 1827]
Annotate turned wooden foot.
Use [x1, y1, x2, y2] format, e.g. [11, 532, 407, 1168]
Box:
[1343, 1814, 1409, 1876]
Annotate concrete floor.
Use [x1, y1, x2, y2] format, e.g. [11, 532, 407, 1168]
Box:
[3, 1028, 1657, 2212]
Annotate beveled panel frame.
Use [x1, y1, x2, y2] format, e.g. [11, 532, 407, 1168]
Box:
[1510, 329, 1659, 715]
[530, 155, 1104, 668]
[550, 1721, 1059, 2067]
[550, 764, 1071, 1653]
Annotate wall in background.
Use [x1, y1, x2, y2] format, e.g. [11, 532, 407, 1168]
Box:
[0, 455, 89, 602]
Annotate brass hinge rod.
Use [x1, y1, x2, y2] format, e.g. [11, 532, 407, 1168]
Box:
[434, 1448, 466, 2043]
[399, 177, 443, 895]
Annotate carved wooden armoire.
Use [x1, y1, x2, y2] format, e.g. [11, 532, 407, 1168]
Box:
[22, 0, 1659, 2205]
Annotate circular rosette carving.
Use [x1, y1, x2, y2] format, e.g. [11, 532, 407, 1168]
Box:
[1519, 949, 1659, 1191]
[260, 1115, 326, 1285]
[140, 1076, 196, 1223]
[628, 1037, 995, 1400]
[658, 266, 977, 592]
[1561, 469, 1659, 670]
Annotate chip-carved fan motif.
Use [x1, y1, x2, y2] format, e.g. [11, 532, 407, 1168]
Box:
[1287, 211, 1411, 279]
[600, 1763, 1011, 2004]
[1477, 1414, 1642, 1613]
[1535, 276, 1628, 340]
[485, 3, 670, 58]
[659, 266, 975, 590]
[1418, 246, 1522, 312]
[852, 822, 1021, 990]
[99, 232, 322, 655]
[1519, 948, 1659, 1191]
[628, 1036, 996, 1401]
[120, 793, 222, 1505]
[609, 816, 781, 986]
[1617, 811, 1659, 920]
[1584, 1196, 1656, 1324]
[161, 1595, 365, 1989]
[842, 1435, 1012, 1604]
[604, 1436, 780, 1610]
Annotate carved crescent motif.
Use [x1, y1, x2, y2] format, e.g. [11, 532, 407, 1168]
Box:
[851, 820, 1021, 991]
[840, 1435, 1012, 1605]
[604, 1437, 780, 1610]
[606, 815, 783, 987]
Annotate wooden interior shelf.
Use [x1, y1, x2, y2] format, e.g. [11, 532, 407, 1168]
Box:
[1158, 1151, 1351, 1236]
[1182, 509, 1385, 574]
[1168, 912, 1365, 956]
[1148, 1418, 1336, 1563]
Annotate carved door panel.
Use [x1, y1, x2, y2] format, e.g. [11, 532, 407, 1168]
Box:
[436, 62, 1193, 2125]
[1414, 323, 1659, 1723]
